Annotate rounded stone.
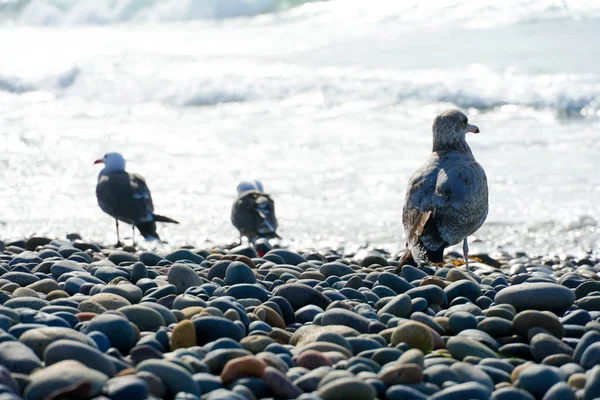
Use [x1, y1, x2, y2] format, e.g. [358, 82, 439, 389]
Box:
[3, 298, 48, 311]
[0, 341, 41, 374]
[391, 321, 434, 352]
[204, 349, 253, 374]
[108, 251, 138, 264]
[26, 279, 60, 294]
[136, 359, 200, 396]
[193, 317, 244, 346]
[224, 262, 257, 286]
[513, 310, 564, 338]
[447, 336, 498, 360]
[24, 360, 107, 400]
[165, 250, 205, 264]
[171, 320, 196, 351]
[477, 317, 513, 337]
[240, 336, 275, 354]
[103, 375, 149, 400]
[94, 267, 130, 283]
[583, 365, 600, 400]
[50, 260, 86, 278]
[490, 387, 535, 400]
[449, 311, 478, 334]
[262, 366, 303, 399]
[296, 350, 332, 370]
[386, 384, 428, 400]
[118, 305, 166, 332]
[225, 284, 270, 302]
[20, 327, 98, 359]
[516, 365, 562, 399]
[495, 283, 575, 314]
[290, 325, 360, 347]
[272, 283, 332, 311]
[321, 309, 371, 334]
[445, 280, 482, 303]
[44, 339, 116, 377]
[530, 333, 574, 363]
[80, 314, 137, 353]
[255, 305, 285, 329]
[542, 382, 576, 400]
[168, 264, 203, 294]
[377, 294, 412, 319]
[90, 293, 131, 310]
[451, 361, 494, 390]
[316, 376, 377, 400]
[220, 355, 266, 384]
[429, 381, 492, 400]
[580, 342, 600, 370]
[102, 284, 143, 304]
[264, 250, 307, 266]
[378, 363, 423, 385]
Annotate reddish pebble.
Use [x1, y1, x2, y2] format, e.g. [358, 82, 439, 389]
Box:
[221, 356, 266, 384]
[76, 312, 98, 322]
[296, 350, 333, 370]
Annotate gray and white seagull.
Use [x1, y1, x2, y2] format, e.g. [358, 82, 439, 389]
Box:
[398, 109, 488, 271]
[94, 152, 178, 246]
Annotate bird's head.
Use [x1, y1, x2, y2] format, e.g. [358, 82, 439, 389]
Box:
[94, 152, 126, 172]
[432, 109, 479, 151]
[236, 180, 264, 194]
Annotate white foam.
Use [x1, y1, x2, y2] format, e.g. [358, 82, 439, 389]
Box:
[2, 0, 598, 26]
[0, 0, 318, 24]
[3, 60, 599, 115]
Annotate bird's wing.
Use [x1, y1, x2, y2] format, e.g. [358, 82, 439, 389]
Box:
[96, 171, 155, 224]
[231, 191, 278, 237]
[402, 156, 448, 252]
[433, 156, 489, 244]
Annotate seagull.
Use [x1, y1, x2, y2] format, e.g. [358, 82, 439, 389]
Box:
[231, 180, 280, 244]
[94, 152, 178, 246]
[397, 109, 488, 272]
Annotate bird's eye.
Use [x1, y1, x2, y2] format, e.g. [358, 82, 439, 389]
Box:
[462, 117, 468, 124]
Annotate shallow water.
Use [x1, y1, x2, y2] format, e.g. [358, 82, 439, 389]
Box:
[0, 0, 599, 255]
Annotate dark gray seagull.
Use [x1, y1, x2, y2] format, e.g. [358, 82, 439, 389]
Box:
[94, 152, 178, 246]
[398, 109, 488, 272]
[231, 180, 280, 244]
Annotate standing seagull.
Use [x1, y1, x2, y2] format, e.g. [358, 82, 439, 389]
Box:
[231, 181, 280, 244]
[398, 110, 488, 272]
[94, 152, 178, 246]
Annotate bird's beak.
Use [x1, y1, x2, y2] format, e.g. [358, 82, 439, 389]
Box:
[94, 159, 103, 164]
[467, 124, 480, 134]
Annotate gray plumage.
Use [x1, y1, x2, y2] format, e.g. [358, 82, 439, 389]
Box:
[95, 152, 178, 245]
[399, 109, 488, 271]
[231, 181, 279, 243]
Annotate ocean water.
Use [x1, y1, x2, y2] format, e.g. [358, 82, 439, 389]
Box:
[0, 0, 599, 256]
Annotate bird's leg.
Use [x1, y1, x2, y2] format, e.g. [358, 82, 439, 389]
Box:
[132, 226, 136, 247]
[463, 238, 470, 272]
[115, 220, 123, 248]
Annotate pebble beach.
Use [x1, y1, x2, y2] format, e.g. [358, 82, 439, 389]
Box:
[1, 1, 600, 400]
[0, 235, 598, 400]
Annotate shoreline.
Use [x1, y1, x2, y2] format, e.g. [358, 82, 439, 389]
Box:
[0, 235, 598, 399]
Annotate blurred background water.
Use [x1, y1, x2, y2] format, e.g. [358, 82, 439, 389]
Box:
[0, 0, 599, 255]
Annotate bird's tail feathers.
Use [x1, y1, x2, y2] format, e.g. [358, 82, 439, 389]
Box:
[136, 221, 160, 241]
[397, 242, 428, 271]
[153, 214, 179, 224]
